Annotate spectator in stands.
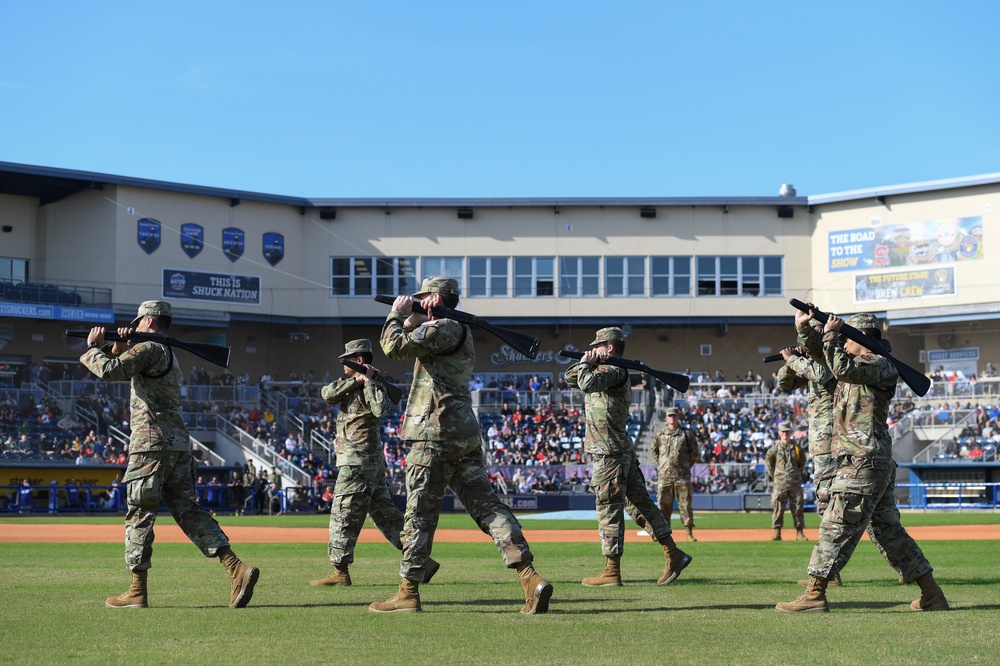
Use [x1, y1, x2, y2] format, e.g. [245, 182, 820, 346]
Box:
[566, 326, 690, 589]
[80, 300, 259, 609]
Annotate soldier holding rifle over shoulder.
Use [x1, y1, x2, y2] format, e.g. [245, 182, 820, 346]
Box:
[370, 276, 552, 614]
[566, 327, 692, 588]
[776, 306, 948, 613]
[311, 339, 439, 587]
[80, 300, 259, 609]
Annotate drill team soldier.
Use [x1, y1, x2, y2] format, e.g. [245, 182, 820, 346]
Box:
[566, 327, 692, 587]
[650, 407, 700, 542]
[81, 300, 259, 609]
[310, 339, 439, 586]
[776, 308, 949, 613]
[765, 422, 808, 542]
[371, 276, 552, 614]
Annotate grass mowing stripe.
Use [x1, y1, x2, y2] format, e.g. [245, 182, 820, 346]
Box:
[0, 539, 994, 665]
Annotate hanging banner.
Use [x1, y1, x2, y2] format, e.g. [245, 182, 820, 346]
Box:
[180, 223, 204, 259]
[262, 232, 284, 266]
[162, 269, 261, 305]
[854, 267, 956, 303]
[828, 216, 982, 272]
[222, 227, 244, 262]
[137, 218, 161, 255]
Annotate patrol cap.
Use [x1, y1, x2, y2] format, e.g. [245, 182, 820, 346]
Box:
[589, 327, 624, 346]
[413, 276, 460, 299]
[777, 422, 792, 432]
[339, 338, 373, 360]
[130, 300, 172, 327]
[664, 407, 680, 417]
[845, 312, 882, 338]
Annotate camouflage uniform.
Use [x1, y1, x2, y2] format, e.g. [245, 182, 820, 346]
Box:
[80, 302, 230, 572]
[777, 355, 836, 516]
[321, 339, 404, 567]
[650, 415, 698, 528]
[765, 424, 806, 530]
[564, 331, 672, 556]
[797, 316, 933, 583]
[380, 283, 534, 583]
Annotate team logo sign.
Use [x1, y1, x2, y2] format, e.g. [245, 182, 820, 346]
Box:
[222, 227, 244, 262]
[137, 218, 161, 255]
[180, 223, 204, 258]
[263, 232, 284, 266]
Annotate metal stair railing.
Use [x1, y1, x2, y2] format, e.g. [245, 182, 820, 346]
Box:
[214, 414, 312, 488]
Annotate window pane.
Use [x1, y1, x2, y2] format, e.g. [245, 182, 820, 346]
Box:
[764, 256, 782, 274]
[627, 275, 644, 295]
[674, 275, 690, 295]
[720, 256, 738, 276]
[469, 276, 486, 296]
[764, 275, 782, 295]
[490, 275, 507, 296]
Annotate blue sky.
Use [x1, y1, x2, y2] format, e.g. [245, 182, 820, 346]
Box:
[2, 1, 998, 198]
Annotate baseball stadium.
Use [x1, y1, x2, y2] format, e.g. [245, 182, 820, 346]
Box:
[1, 161, 999, 664]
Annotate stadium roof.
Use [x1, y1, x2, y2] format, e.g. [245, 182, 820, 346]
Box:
[0, 161, 807, 209]
[809, 172, 1000, 206]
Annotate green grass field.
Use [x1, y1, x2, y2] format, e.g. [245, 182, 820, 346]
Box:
[1, 513, 997, 665]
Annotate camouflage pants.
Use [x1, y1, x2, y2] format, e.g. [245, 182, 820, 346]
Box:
[594, 451, 672, 556]
[771, 484, 805, 529]
[122, 450, 230, 572]
[808, 457, 932, 582]
[656, 476, 694, 528]
[400, 436, 532, 581]
[812, 453, 836, 517]
[327, 460, 404, 566]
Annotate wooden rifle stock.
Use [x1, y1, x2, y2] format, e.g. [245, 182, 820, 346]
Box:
[374, 295, 540, 359]
[340, 359, 404, 404]
[66, 329, 231, 368]
[788, 299, 930, 396]
[559, 350, 690, 393]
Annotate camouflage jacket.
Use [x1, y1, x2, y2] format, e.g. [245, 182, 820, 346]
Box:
[777, 354, 837, 457]
[80, 342, 188, 453]
[380, 311, 479, 441]
[564, 361, 632, 455]
[321, 376, 391, 466]
[651, 425, 698, 480]
[765, 439, 806, 488]
[798, 325, 898, 460]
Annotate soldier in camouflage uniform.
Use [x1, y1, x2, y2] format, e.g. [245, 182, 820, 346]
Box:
[776, 308, 948, 613]
[765, 422, 808, 541]
[81, 300, 259, 609]
[566, 327, 692, 588]
[650, 406, 699, 542]
[310, 339, 439, 587]
[369, 277, 552, 614]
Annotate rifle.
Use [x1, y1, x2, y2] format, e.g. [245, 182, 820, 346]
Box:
[66, 330, 231, 368]
[788, 299, 930, 397]
[374, 294, 540, 359]
[559, 349, 690, 393]
[762, 353, 784, 363]
[341, 359, 404, 404]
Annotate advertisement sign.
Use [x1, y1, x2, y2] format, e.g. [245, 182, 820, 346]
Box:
[162, 269, 261, 305]
[854, 267, 956, 303]
[262, 232, 284, 266]
[828, 216, 982, 272]
[137, 218, 161, 255]
[222, 227, 245, 262]
[0, 302, 114, 323]
[180, 223, 204, 258]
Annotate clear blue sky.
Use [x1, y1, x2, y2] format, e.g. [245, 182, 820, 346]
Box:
[3, 1, 998, 198]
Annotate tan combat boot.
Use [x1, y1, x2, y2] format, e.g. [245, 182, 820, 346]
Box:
[795, 528, 809, 542]
[771, 528, 782, 541]
[798, 571, 841, 587]
[686, 526, 698, 543]
[582, 556, 623, 587]
[657, 537, 693, 585]
[105, 570, 148, 608]
[310, 563, 352, 586]
[423, 557, 441, 584]
[220, 547, 260, 608]
[775, 576, 829, 613]
[369, 578, 421, 613]
[910, 572, 949, 611]
[515, 562, 553, 614]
